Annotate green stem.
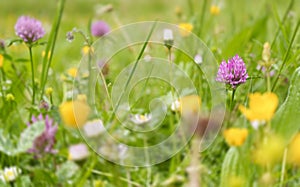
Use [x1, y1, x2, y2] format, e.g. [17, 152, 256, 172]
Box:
[187, 0, 194, 16]
[168, 48, 175, 100]
[28, 46, 35, 106]
[280, 148, 288, 187]
[196, 0, 207, 37]
[109, 22, 157, 122]
[40, 0, 65, 99]
[226, 89, 236, 128]
[230, 89, 236, 111]
[267, 69, 271, 92]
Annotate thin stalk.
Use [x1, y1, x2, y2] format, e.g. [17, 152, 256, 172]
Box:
[109, 22, 157, 122]
[187, 0, 194, 16]
[28, 46, 35, 105]
[267, 70, 271, 92]
[272, 19, 300, 91]
[196, 0, 207, 37]
[226, 89, 236, 128]
[40, 0, 65, 99]
[280, 148, 288, 187]
[168, 49, 175, 100]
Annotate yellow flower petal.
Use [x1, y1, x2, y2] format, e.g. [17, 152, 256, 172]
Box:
[239, 92, 278, 122]
[59, 99, 90, 128]
[178, 23, 193, 37]
[288, 133, 300, 165]
[179, 95, 201, 115]
[67, 68, 78, 78]
[210, 5, 220, 16]
[0, 54, 3, 68]
[223, 128, 248, 146]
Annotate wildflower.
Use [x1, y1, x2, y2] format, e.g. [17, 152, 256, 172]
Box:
[163, 29, 174, 49]
[210, 5, 220, 15]
[223, 128, 248, 146]
[216, 55, 248, 89]
[257, 42, 274, 70]
[6, 93, 15, 101]
[67, 67, 78, 78]
[82, 46, 94, 55]
[14, 16, 45, 43]
[171, 99, 180, 111]
[0, 54, 3, 68]
[39, 100, 49, 110]
[253, 134, 284, 166]
[27, 114, 57, 157]
[91, 20, 110, 37]
[179, 95, 201, 115]
[83, 119, 105, 137]
[0, 166, 21, 183]
[262, 42, 271, 63]
[66, 31, 74, 42]
[178, 23, 193, 37]
[59, 96, 90, 128]
[68, 143, 89, 161]
[46, 87, 53, 95]
[130, 113, 152, 125]
[239, 92, 278, 125]
[288, 133, 300, 165]
[194, 54, 203, 65]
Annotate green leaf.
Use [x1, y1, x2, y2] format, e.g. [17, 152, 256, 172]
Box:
[272, 67, 300, 142]
[17, 121, 45, 153]
[32, 168, 57, 185]
[16, 175, 32, 187]
[0, 129, 17, 155]
[56, 161, 79, 182]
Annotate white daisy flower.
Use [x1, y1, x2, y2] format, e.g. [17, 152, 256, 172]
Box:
[83, 119, 105, 137]
[171, 100, 180, 111]
[130, 113, 152, 125]
[2, 166, 21, 182]
[68, 143, 89, 161]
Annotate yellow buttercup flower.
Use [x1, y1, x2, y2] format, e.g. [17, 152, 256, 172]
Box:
[288, 133, 300, 166]
[82, 46, 94, 55]
[59, 96, 90, 128]
[253, 134, 284, 166]
[223, 128, 248, 146]
[6, 93, 15, 102]
[179, 95, 201, 115]
[46, 87, 53, 95]
[178, 23, 193, 37]
[67, 67, 78, 78]
[239, 92, 278, 122]
[0, 54, 3, 68]
[210, 5, 220, 16]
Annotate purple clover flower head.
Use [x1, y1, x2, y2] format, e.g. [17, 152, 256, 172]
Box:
[91, 21, 110, 37]
[14, 16, 45, 43]
[27, 114, 57, 158]
[216, 55, 248, 89]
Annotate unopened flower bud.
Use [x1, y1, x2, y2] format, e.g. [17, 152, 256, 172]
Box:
[163, 29, 174, 49]
[6, 93, 15, 101]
